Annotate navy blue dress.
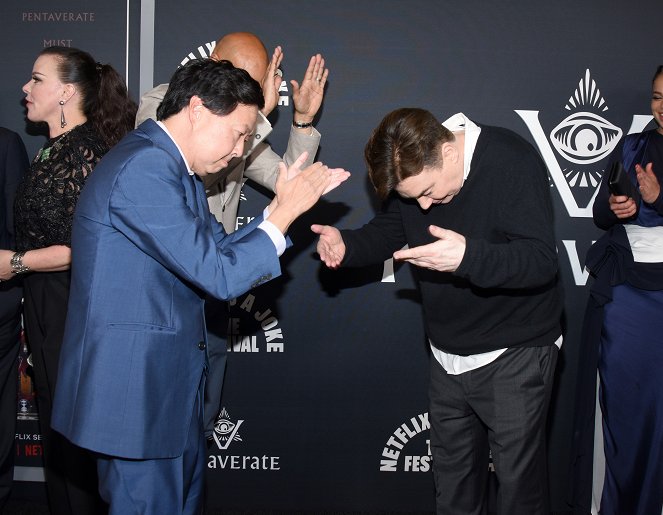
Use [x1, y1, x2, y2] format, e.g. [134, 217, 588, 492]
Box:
[582, 129, 663, 515]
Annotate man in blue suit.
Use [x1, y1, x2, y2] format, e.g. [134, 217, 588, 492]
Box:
[52, 59, 347, 515]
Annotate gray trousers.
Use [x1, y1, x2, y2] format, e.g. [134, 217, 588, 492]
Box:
[429, 345, 557, 515]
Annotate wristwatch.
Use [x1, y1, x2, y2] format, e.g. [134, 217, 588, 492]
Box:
[10, 251, 30, 274]
[292, 120, 313, 129]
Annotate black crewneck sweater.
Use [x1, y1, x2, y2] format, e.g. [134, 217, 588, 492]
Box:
[342, 125, 562, 355]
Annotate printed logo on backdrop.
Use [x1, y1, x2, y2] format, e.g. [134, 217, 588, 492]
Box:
[516, 69, 652, 286]
[226, 293, 285, 353]
[379, 412, 494, 474]
[180, 41, 290, 106]
[208, 408, 281, 471]
[15, 432, 43, 459]
[21, 9, 95, 48]
[210, 407, 243, 450]
[22, 12, 96, 22]
[234, 191, 255, 232]
[380, 412, 431, 472]
[516, 68, 653, 218]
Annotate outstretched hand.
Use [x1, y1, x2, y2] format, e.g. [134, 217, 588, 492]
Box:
[311, 224, 345, 269]
[393, 225, 466, 272]
[291, 54, 328, 124]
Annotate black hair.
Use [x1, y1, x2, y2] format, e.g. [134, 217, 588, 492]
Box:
[40, 46, 136, 146]
[157, 59, 264, 121]
[653, 65, 663, 84]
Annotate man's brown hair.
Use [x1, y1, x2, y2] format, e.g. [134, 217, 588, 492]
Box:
[364, 108, 454, 200]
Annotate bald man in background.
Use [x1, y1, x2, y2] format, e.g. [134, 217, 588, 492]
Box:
[136, 32, 329, 438]
[136, 32, 327, 232]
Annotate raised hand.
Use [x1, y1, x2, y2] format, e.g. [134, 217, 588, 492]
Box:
[291, 54, 328, 125]
[636, 162, 660, 204]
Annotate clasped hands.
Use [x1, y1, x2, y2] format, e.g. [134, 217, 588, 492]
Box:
[267, 152, 349, 234]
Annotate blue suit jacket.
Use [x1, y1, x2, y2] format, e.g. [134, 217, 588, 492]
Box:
[52, 120, 281, 459]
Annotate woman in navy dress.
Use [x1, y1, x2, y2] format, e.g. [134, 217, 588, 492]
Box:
[586, 65, 663, 515]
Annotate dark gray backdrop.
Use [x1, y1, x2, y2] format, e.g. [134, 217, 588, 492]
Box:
[3, 1, 661, 513]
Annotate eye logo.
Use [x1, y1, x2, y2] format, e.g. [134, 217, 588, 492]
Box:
[516, 68, 651, 217]
[550, 112, 621, 165]
[211, 408, 243, 450]
[214, 418, 236, 435]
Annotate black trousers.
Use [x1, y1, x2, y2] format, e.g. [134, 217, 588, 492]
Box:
[429, 345, 557, 515]
[22, 272, 107, 515]
[0, 281, 22, 510]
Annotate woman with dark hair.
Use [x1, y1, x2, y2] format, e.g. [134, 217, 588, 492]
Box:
[0, 46, 136, 515]
[583, 65, 663, 515]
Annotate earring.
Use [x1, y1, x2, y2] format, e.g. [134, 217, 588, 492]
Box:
[59, 100, 67, 128]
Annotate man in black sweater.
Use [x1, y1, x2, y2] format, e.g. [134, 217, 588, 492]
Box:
[312, 108, 562, 515]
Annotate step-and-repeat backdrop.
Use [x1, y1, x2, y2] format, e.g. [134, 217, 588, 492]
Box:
[1, 0, 659, 512]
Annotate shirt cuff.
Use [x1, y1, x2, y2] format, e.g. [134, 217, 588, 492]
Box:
[258, 206, 286, 256]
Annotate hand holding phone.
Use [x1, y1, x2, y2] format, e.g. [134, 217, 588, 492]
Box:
[608, 161, 641, 203]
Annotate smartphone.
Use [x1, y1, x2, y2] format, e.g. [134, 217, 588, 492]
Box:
[607, 161, 640, 202]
